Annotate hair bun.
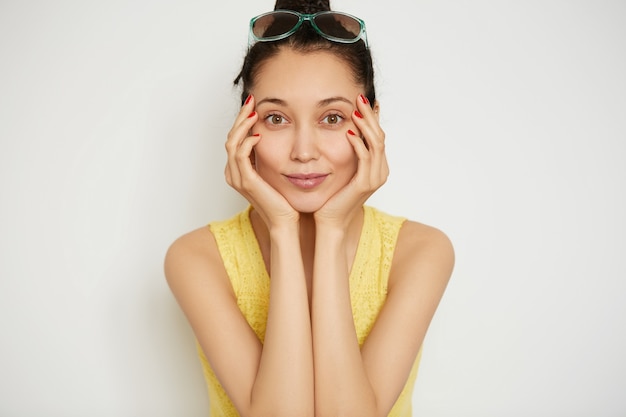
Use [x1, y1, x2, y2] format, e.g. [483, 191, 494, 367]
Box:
[274, 0, 331, 13]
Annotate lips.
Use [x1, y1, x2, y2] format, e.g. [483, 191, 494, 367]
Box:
[285, 173, 329, 189]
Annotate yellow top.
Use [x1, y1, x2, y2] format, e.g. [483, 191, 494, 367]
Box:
[198, 205, 421, 416]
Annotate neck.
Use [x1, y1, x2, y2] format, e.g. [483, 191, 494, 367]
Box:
[297, 212, 316, 240]
[297, 213, 318, 267]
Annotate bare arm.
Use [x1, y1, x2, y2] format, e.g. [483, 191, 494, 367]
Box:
[165, 223, 314, 417]
[311, 224, 376, 415]
[165, 94, 314, 417]
[311, 221, 454, 417]
[252, 223, 314, 415]
[311, 94, 454, 416]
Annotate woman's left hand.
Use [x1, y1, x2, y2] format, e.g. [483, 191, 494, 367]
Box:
[314, 94, 389, 229]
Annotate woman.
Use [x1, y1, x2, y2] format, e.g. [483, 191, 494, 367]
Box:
[165, 0, 454, 416]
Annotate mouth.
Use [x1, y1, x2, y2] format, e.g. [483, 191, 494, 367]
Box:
[285, 173, 329, 189]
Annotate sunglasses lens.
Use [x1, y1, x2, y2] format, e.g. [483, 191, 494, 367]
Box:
[314, 13, 362, 40]
[252, 12, 300, 39]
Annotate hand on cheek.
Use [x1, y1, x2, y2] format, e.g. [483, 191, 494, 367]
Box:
[316, 94, 387, 227]
[225, 94, 298, 227]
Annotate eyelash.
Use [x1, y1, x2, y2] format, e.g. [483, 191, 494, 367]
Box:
[262, 112, 346, 126]
[264, 113, 288, 125]
[321, 113, 344, 125]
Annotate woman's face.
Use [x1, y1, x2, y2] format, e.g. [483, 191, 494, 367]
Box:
[250, 48, 364, 213]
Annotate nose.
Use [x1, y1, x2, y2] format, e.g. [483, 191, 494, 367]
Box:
[290, 125, 320, 162]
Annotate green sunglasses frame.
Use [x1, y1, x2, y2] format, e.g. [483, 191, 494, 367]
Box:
[249, 10, 368, 48]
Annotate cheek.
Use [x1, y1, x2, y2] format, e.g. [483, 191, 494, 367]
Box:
[322, 134, 358, 163]
[252, 142, 282, 175]
[342, 152, 359, 176]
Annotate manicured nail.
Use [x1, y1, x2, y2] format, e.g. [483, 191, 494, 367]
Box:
[347, 129, 356, 136]
[247, 111, 256, 118]
[359, 94, 369, 104]
[252, 133, 260, 136]
[245, 94, 252, 105]
[354, 110, 363, 119]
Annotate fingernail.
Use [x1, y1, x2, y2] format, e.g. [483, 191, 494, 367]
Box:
[245, 94, 252, 105]
[359, 94, 369, 104]
[247, 111, 256, 118]
[354, 110, 363, 119]
[252, 133, 260, 136]
[347, 129, 356, 136]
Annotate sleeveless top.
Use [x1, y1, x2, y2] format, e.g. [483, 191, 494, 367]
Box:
[197, 205, 421, 417]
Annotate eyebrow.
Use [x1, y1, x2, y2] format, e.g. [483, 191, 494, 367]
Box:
[317, 96, 353, 107]
[255, 96, 353, 107]
[256, 97, 287, 107]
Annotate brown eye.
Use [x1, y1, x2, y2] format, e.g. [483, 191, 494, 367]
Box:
[265, 114, 287, 125]
[322, 114, 344, 125]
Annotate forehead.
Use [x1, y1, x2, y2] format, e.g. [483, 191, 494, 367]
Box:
[251, 48, 361, 99]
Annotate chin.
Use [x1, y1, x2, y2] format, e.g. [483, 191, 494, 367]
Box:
[290, 202, 325, 214]
[286, 194, 329, 214]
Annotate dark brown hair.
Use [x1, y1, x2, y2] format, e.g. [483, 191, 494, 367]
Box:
[234, 0, 375, 107]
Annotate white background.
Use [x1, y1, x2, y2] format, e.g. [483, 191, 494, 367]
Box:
[1, 1, 625, 416]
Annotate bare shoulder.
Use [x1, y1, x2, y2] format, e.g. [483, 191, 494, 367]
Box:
[389, 220, 455, 290]
[395, 220, 455, 262]
[163, 226, 231, 297]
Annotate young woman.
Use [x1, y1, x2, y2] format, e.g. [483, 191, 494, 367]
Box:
[165, 1, 454, 416]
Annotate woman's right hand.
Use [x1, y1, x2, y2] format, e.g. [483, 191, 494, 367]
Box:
[224, 95, 299, 229]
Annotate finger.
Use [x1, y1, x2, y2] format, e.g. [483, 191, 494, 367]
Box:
[351, 112, 385, 171]
[356, 95, 386, 152]
[347, 129, 370, 163]
[226, 95, 258, 149]
[233, 94, 256, 126]
[353, 102, 385, 153]
[225, 109, 259, 179]
[226, 110, 258, 151]
[346, 129, 375, 191]
[226, 133, 261, 191]
[351, 99, 389, 187]
[234, 134, 262, 187]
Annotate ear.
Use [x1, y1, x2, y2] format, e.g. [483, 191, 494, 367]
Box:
[373, 100, 380, 122]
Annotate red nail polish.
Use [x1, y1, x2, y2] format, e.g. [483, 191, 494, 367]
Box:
[347, 129, 356, 136]
[245, 94, 252, 105]
[247, 111, 256, 118]
[252, 133, 260, 136]
[359, 94, 369, 104]
[354, 110, 363, 119]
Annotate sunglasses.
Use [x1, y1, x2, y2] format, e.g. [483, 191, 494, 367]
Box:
[249, 10, 368, 47]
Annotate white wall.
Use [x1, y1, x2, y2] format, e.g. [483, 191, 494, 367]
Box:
[1, 1, 624, 416]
